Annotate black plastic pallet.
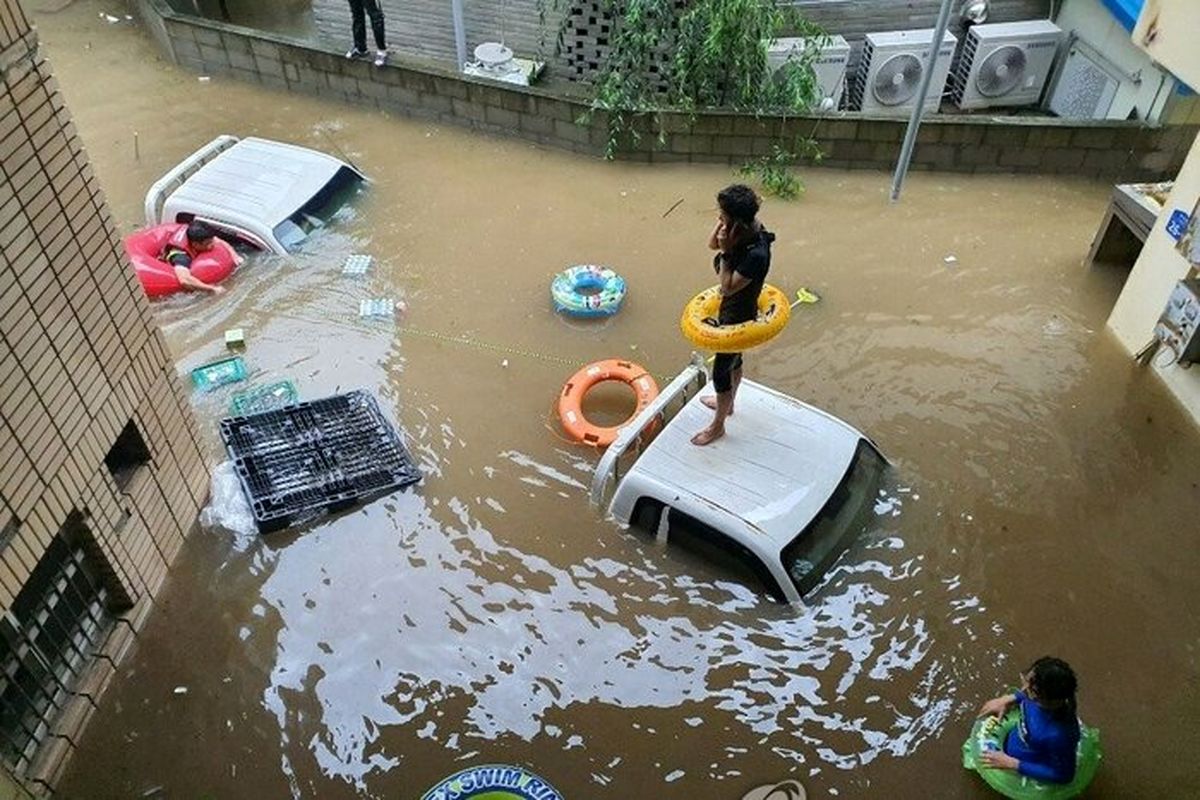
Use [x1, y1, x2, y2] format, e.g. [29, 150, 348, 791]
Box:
[219, 390, 420, 532]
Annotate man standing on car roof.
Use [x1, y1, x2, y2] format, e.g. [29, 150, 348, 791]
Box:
[693, 184, 775, 447]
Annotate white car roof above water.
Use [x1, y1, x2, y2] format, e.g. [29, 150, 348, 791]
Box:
[157, 137, 353, 247]
[613, 380, 862, 552]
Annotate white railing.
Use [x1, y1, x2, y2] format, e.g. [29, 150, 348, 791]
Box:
[588, 355, 708, 510]
[143, 134, 240, 226]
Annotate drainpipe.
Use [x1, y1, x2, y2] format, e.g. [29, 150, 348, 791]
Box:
[889, 0, 956, 202]
[452, 0, 467, 69]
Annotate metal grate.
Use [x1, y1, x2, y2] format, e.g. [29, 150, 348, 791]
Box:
[949, 29, 980, 106]
[849, 38, 873, 110]
[220, 391, 420, 532]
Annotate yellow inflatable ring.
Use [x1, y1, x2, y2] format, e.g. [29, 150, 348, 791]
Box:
[680, 284, 791, 352]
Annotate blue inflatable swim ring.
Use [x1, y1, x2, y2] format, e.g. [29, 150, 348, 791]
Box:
[551, 265, 626, 317]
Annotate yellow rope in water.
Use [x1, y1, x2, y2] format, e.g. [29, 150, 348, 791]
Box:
[399, 326, 581, 368]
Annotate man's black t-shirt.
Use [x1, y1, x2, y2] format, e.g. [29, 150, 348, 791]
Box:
[714, 227, 774, 325]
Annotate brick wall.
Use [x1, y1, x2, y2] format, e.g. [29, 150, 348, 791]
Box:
[132, 0, 1198, 180]
[1, 0, 209, 792]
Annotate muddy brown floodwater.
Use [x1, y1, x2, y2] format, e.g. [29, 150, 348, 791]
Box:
[31, 2, 1200, 799]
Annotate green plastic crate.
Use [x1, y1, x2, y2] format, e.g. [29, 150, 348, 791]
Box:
[191, 356, 247, 392]
[229, 381, 299, 416]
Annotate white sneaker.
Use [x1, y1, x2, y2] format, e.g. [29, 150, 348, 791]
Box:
[373, 49, 388, 67]
[346, 47, 367, 59]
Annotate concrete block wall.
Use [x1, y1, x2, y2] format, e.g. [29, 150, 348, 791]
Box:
[134, 0, 1198, 181]
[1, 1, 209, 792]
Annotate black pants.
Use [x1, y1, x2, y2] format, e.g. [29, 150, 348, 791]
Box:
[349, 0, 386, 51]
[712, 353, 743, 393]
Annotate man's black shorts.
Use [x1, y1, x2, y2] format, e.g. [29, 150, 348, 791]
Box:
[712, 352, 742, 393]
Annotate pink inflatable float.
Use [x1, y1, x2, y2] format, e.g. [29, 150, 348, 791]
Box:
[124, 223, 238, 298]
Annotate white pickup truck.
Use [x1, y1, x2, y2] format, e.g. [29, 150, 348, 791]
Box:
[144, 135, 366, 254]
[590, 358, 887, 604]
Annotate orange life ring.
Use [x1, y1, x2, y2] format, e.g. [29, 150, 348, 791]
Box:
[558, 359, 659, 447]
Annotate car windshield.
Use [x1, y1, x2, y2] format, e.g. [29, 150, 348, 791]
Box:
[272, 166, 363, 252]
[780, 439, 887, 597]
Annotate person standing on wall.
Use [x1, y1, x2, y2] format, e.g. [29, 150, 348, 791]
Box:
[345, 0, 388, 67]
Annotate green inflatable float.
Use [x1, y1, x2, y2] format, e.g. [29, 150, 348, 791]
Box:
[961, 709, 1102, 799]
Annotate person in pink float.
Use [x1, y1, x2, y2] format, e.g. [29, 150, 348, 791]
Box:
[159, 220, 240, 295]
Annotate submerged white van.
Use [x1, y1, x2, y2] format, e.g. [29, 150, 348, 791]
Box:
[144, 135, 365, 254]
[590, 358, 887, 604]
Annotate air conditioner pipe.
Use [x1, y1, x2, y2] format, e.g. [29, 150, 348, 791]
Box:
[890, 0, 956, 202]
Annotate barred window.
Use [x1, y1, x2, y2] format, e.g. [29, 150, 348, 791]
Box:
[0, 519, 114, 775]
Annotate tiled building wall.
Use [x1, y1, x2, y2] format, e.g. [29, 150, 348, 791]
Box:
[1, 0, 209, 791]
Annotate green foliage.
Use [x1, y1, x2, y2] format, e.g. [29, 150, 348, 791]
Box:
[739, 136, 824, 199]
[537, 0, 829, 197]
[672, 0, 826, 112]
[586, 0, 676, 158]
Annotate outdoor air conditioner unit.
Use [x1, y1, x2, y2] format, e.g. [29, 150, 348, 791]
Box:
[849, 28, 958, 115]
[767, 35, 851, 109]
[950, 20, 1063, 110]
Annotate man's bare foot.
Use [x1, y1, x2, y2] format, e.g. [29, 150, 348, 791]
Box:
[700, 396, 733, 415]
[691, 425, 725, 446]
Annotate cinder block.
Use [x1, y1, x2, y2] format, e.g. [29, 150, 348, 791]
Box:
[518, 111, 555, 136]
[732, 116, 768, 137]
[1072, 127, 1116, 149]
[669, 133, 712, 155]
[255, 56, 286, 79]
[484, 104, 521, 130]
[429, 75, 469, 101]
[913, 142, 959, 169]
[1082, 148, 1130, 175]
[191, 26, 223, 48]
[552, 117, 590, 145]
[858, 120, 903, 142]
[939, 124, 984, 145]
[249, 38, 280, 60]
[958, 144, 1000, 167]
[916, 124, 941, 144]
[998, 147, 1042, 168]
